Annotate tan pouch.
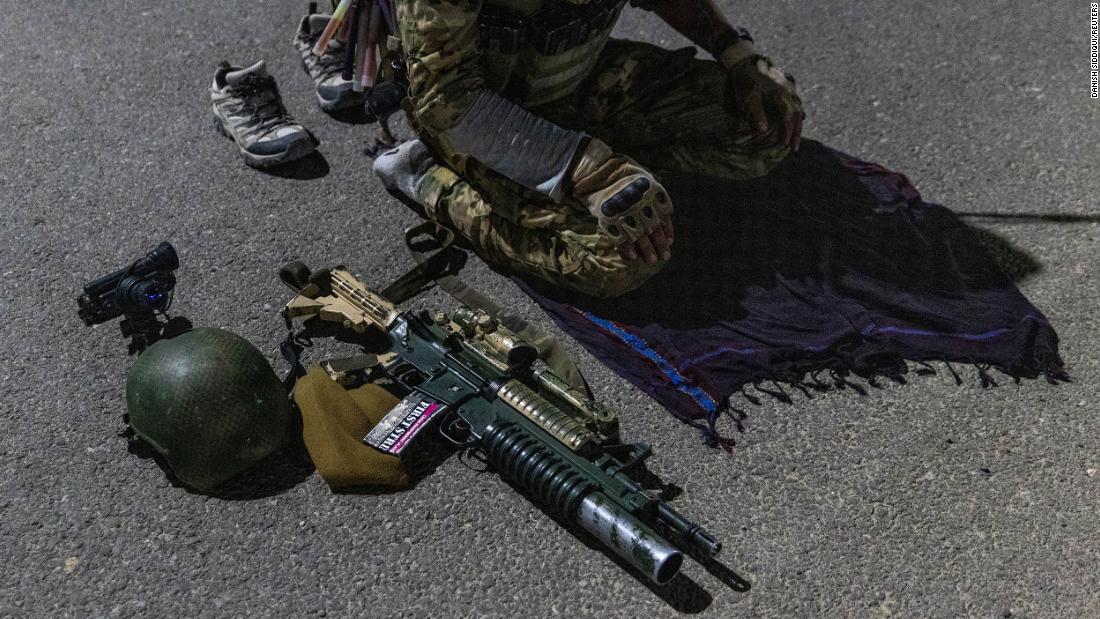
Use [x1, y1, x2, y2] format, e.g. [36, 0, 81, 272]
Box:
[293, 366, 410, 490]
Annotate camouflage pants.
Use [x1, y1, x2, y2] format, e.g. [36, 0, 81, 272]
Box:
[419, 39, 793, 298]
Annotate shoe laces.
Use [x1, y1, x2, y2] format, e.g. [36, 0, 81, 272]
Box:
[305, 31, 347, 82]
[233, 74, 294, 136]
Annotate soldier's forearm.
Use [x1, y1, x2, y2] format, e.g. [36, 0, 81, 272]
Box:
[644, 0, 756, 65]
[441, 91, 586, 201]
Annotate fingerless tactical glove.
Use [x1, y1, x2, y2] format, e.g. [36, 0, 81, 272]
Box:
[569, 138, 673, 244]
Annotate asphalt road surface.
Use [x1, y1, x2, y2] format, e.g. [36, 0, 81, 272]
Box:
[3, 1, 1098, 617]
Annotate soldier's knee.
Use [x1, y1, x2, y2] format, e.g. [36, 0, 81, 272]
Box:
[572, 251, 665, 298]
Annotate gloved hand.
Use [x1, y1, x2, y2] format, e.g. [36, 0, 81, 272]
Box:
[569, 138, 675, 264]
[724, 54, 804, 151]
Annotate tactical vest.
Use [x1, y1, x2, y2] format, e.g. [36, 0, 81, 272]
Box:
[478, 0, 626, 106]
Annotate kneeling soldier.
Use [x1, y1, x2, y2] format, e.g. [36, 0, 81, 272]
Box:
[375, 0, 804, 298]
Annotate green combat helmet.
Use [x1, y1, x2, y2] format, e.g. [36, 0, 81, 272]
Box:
[125, 327, 291, 493]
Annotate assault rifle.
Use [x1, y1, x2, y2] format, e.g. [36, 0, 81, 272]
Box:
[278, 261, 721, 584]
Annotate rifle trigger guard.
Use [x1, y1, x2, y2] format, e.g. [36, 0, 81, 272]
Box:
[439, 410, 476, 447]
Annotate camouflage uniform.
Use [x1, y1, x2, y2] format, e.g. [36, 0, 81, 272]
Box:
[395, 0, 795, 298]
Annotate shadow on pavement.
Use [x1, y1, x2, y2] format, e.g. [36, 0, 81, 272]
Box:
[208, 450, 316, 500]
[325, 107, 375, 125]
[965, 225, 1043, 282]
[261, 150, 330, 180]
[956, 211, 1100, 282]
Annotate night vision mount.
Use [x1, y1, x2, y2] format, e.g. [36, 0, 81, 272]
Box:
[77, 241, 188, 354]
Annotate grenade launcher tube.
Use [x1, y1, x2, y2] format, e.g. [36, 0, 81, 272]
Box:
[470, 402, 684, 584]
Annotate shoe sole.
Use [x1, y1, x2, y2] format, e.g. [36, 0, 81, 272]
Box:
[213, 115, 318, 169]
[317, 90, 365, 113]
